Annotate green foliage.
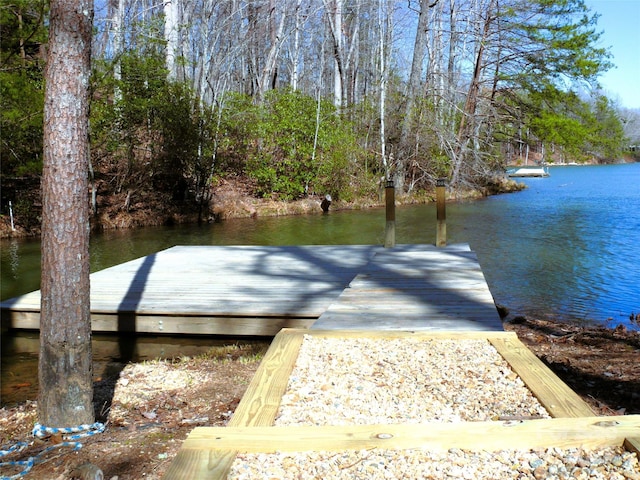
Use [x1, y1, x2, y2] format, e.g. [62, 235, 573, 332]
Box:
[91, 49, 219, 205]
[587, 95, 626, 160]
[0, 0, 47, 177]
[217, 89, 361, 201]
[522, 87, 626, 162]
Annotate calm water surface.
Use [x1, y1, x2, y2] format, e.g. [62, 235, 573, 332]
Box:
[2, 163, 639, 404]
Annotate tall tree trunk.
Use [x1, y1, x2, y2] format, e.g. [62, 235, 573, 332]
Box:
[113, 0, 125, 102]
[258, 1, 286, 100]
[451, 0, 495, 187]
[323, 0, 345, 108]
[163, 0, 179, 80]
[290, 0, 304, 90]
[400, 0, 434, 191]
[39, 0, 94, 427]
[378, 0, 389, 179]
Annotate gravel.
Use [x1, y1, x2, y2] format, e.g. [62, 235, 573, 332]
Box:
[275, 335, 550, 426]
[226, 335, 639, 478]
[230, 446, 640, 479]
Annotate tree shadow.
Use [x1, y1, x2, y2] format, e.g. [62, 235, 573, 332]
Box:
[94, 253, 156, 422]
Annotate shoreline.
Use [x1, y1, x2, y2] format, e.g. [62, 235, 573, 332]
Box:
[1, 176, 524, 240]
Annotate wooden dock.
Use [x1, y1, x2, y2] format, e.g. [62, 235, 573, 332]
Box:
[313, 244, 502, 331]
[1, 243, 502, 335]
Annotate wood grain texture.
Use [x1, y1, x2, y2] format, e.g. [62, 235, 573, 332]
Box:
[164, 330, 627, 479]
[489, 336, 595, 418]
[182, 415, 640, 453]
[2, 243, 504, 335]
[312, 246, 502, 331]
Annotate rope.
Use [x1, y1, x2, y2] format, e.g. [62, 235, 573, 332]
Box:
[32, 422, 105, 441]
[0, 422, 104, 479]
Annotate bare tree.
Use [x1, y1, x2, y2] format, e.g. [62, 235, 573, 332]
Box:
[39, 0, 95, 427]
[322, 0, 345, 108]
[163, 0, 180, 80]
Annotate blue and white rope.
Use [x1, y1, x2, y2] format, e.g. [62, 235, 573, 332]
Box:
[32, 422, 105, 441]
[0, 422, 104, 479]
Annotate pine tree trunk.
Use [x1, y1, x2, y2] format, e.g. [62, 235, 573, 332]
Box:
[38, 0, 94, 428]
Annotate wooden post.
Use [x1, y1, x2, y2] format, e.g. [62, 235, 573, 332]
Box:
[436, 178, 446, 247]
[384, 180, 395, 248]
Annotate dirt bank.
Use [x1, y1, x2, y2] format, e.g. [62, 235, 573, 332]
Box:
[1, 176, 525, 239]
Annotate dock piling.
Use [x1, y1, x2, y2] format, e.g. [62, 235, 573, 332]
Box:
[384, 180, 395, 248]
[436, 178, 447, 247]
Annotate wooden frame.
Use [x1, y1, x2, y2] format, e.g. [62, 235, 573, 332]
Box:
[164, 329, 639, 479]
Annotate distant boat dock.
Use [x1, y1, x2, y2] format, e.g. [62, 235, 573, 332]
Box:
[507, 166, 550, 177]
[1, 244, 503, 335]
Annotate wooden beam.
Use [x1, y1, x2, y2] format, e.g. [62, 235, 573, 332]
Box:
[229, 329, 303, 427]
[489, 336, 595, 418]
[165, 416, 640, 479]
[182, 415, 640, 453]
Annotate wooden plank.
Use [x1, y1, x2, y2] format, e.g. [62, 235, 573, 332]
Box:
[2, 244, 384, 334]
[625, 437, 640, 455]
[311, 314, 502, 331]
[169, 415, 640, 479]
[313, 246, 503, 331]
[229, 329, 302, 427]
[290, 328, 516, 340]
[164, 329, 305, 480]
[489, 336, 595, 418]
[2, 311, 314, 335]
[3, 243, 506, 335]
[181, 415, 640, 453]
[164, 330, 618, 479]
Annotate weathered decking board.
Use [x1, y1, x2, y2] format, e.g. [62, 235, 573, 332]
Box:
[1, 245, 381, 335]
[1, 243, 503, 335]
[162, 329, 620, 480]
[312, 245, 503, 331]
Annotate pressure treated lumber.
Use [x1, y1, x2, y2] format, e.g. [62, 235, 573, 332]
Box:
[181, 415, 640, 453]
[2, 243, 503, 335]
[489, 336, 595, 418]
[162, 330, 615, 480]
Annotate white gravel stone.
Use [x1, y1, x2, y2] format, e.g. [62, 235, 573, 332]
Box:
[275, 335, 550, 426]
[228, 446, 639, 479]
[227, 335, 640, 478]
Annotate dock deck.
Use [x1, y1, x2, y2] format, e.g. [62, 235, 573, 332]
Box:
[1, 243, 502, 335]
[313, 244, 502, 331]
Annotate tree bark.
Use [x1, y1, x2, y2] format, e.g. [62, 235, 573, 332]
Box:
[322, 0, 345, 108]
[39, 0, 94, 427]
[163, 0, 180, 81]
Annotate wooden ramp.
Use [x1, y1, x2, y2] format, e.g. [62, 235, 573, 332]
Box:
[163, 329, 640, 479]
[312, 244, 502, 331]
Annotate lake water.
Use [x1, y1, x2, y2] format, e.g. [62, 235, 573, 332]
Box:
[2, 163, 639, 404]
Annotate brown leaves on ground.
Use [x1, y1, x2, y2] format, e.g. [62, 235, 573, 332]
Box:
[0, 321, 638, 479]
[505, 317, 640, 416]
[0, 342, 268, 480]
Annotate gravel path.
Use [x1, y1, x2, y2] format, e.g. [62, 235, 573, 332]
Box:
[227, 335, 639, 479]
[230, 446, 639, 479]
[275, 335, 550, 426]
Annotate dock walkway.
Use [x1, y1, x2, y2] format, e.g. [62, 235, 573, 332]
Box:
[312, 244, 502, 331]
[1, 243, 502, 335]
